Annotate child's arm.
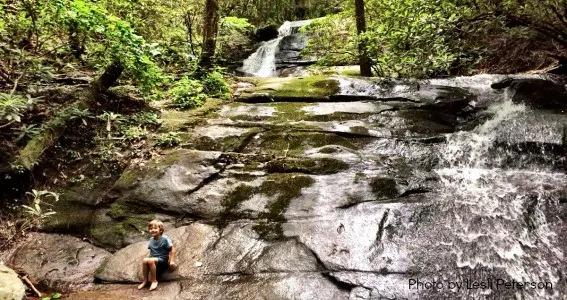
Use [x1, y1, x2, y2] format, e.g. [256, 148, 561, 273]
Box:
[168, 246, 176, 267]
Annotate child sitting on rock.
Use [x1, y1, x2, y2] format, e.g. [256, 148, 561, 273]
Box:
[137, 219, 176, 291]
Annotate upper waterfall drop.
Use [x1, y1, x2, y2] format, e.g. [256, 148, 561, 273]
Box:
[241, 20, 312, 77]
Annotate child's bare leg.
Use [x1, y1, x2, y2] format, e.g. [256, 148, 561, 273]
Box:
[148, 258, 159, 291]
[137, 259, 150, 289]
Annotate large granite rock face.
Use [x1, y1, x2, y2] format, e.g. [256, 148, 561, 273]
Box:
[0, 263, 25, 300]
[3, 233, 111, 292]
[7, 74, 567, 299]
[491, 78, 567, 110]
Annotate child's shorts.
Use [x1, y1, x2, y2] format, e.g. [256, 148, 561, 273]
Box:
[155, 258, 168, 275]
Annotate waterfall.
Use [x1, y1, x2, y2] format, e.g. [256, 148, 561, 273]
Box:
[432, 92, 565, 299]
[241, 20, 312, 77]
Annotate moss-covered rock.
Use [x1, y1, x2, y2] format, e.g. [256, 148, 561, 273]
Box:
[319, 146, 338, 154]
[350, 126, 370, 135]
[246, 130, 369, 156]
[265, 157, 349, 175]
[236, 76, 340, 102]
[253, 174, 315, 240]
[221, 184, 256, 211]
[90, 203, 154, 251]
[159, 99, 223, 131]
[369, 177, 399, 200]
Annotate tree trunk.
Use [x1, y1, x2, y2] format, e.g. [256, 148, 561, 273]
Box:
[354, 0, 372, 76]
[17, 63, 124, 170]
[198, 0, 220, 75]
[91, 63, 124, 95]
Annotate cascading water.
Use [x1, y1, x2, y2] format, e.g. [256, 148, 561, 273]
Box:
[431, 89, 565, 299]
[241, 20, 311, 77]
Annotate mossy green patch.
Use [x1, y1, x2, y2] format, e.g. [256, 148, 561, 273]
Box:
[90, 204, 154, 251]
[269, 102, 309, 122]
[107, 202, 154, 220]
[276, 76, 339, 97]
[350, 126, 370, 135]
[113, 149, 198, 189]
[354, 172, 365, 184]
[340, 69, 361, 76]
[266, 157, 349, 175]
[43, 200, 96, 234]
[238, 76, 339, 100]
[159, 98, 223, 131]
[230, 173, 258, 182]
[370, 177, 399, 199]
[190, 130, 259, 152]
[319, 146, 338, 154]
[250, 130, 368, 156]
[253, 174, 315, 240]
[221, 184, 255, 211]
[304, 112, 374, 122]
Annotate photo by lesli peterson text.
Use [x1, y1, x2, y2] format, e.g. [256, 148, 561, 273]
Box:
[409, 278, 553, 292]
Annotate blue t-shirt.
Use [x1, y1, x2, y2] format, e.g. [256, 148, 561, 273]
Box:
[148, 235, 173, 262]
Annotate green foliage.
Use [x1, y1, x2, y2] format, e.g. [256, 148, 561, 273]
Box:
[155, 132, 181, 148]
[304, 0, 475, 78]
[0, 93, 39, 124]
[41, 293, 62, 300]
[120, 125, 148, 141]
[222, 16, 253, 30]
[14, 124, 42, 142]
[22, 189, 59, 220]
[67, 107, 93, 126]
[1, 0, 164, 94]
[128, 111, 161, 127]
[168, 76, 208, 109]
[303, 13, 358, 66]
[363, 0, 469, 78]
[97, 111, 125, 134]
[201, 71, 231, 100]
[220, 0, 344, 25]
[101, 0, 200, 71]
[216, 16, 255, 63]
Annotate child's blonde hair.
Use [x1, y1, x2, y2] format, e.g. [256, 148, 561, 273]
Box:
[148, 219, 164, 233]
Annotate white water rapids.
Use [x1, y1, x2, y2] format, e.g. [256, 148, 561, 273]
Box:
[433, 95, 565, 299]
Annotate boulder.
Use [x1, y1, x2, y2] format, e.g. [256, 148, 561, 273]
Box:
[275, 34, 310, 67]
[108, 149, 222, 214]
[491, 78, 567, 110]
[202, 225, 323, 275]
[0, 263, 25, 300]
[3, 233, 111, 292]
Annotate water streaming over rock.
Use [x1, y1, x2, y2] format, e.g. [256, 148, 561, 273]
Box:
[241, 20, 311, 77]
[429, 86, 565, 299]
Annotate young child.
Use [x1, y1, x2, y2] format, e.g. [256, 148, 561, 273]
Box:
[137, 219, 176, 291]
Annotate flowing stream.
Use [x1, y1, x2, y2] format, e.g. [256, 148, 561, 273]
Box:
[429, 93, 565, 299]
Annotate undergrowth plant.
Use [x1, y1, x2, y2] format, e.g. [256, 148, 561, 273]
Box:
[155, 132, 181, 148]
[168, 76, 208, 109]
[0, 93, 39, 127]
[21, 189, 60, 231]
